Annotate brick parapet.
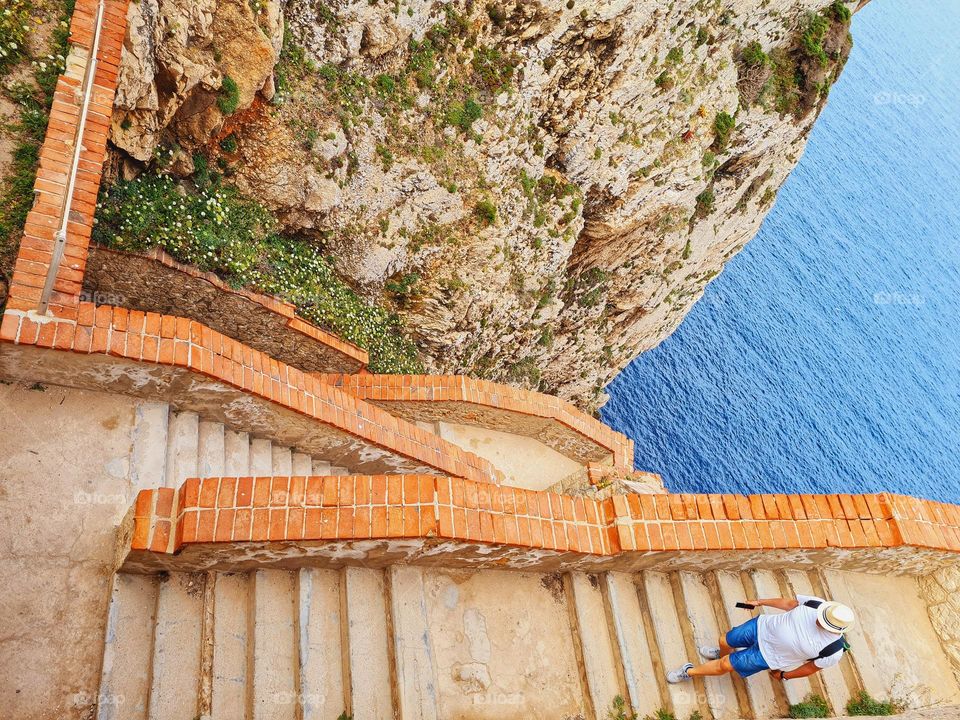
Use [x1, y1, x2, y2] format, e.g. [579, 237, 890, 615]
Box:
[83, 246, 369, 373]
[0, 307, 504, 483]
[6, 0, 130, 318]
[322, 373, 636, 469]
[128, 476, 960, 570]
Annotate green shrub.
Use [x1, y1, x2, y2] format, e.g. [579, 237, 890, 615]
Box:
[789, 694, 830, 718]
[217, 75, 240, 115]
[800, 12, 830, 65]
[830, 0, 852, 23]
[666, 46, 683, 65]
[654, 71, 675, 90]
[445, 98, 483, 132]
[475, 199, 497, 225]
[712, 111, 736, 151]
[472, 45, 517, 93]
[742, 40, 768, 67]
[695, 188, 715, 217]
[219, 134, 238, 153]
[92, 172, 422, 373]
[374, 73, 396, 95]
[846, 691, 899, 716]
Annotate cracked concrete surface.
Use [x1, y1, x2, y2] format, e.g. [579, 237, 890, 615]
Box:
[0, 383, 141, 720]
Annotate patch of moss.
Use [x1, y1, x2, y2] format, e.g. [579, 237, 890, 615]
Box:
[846, 691, 900, 716]
[217, 75, 240, 115]
[788, 694, 830, 718]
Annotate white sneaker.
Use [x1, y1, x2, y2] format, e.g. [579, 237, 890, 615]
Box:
[667, 662, 694, 683]
[699, 646, 721, 660]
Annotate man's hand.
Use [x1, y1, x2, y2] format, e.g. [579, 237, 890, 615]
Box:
[769, 669, 786, 681]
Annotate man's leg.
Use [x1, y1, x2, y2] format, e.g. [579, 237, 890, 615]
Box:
[698, 632, 734, 661]
[688, 655, 735, 677]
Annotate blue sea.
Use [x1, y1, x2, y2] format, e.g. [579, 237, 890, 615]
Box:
[601, 0, 960, 504]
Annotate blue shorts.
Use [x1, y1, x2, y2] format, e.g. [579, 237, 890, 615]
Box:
[725, 617, 770, 678]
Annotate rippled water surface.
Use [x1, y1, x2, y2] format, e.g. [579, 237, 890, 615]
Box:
[601, 1, 960, 503]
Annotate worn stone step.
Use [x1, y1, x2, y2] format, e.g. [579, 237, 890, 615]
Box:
[568, 572, 624, 718]
[298, 568, 346, 720]
[197, 420, 225, 478]
[224, 429, 251, 476]
[678, 571, 740, 720]
[604, 572, 664, 718]
[250, 438, 273, 475]
[330, 466, 349, 476]
[97, 573, 159, 720]
[211, 572, 250, 720]
[271, 445, 293, 475]
[251, 570, 298, 720]
[311, 459, 331, 475]
[714, 569, 781, 718]
[292, 452, 313, 476]
[164, 411, 199, 487]
[750, 568, 813, 706]
[389, 565, 440, 720]
[130, 401, 168, 492]
[343, 566, 394, 720]
[641, 570, 705, 719]
[148, 572, 205, 720]
[782, 569, 850, 714]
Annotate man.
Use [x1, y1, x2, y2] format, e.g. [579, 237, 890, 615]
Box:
[667, 594, 855, 684]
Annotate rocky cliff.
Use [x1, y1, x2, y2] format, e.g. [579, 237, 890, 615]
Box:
[107, 0, 858, 410]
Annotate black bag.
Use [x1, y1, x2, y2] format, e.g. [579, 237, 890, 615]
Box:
[803, 600, 851, 661]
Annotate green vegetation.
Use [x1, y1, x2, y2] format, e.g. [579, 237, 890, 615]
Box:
[219, 134, 238, 153]
[474, 199, 497, 225]
[665, 46, 683, 65]
[217, 75, 240, 115]
[742, 40, 769, 68]
[605, 697, 703, 720]
[445, 97, 483, 133]
[654, 70, 675, 90]
[0, 0, 33, 75]
[92, 171, 423, 373]
[711, 111, 736, 152]
[471, 45, 518, 93]
[788, 694, 830, 718]
[695, 188, 715, 217]
[800, 11, 831, 65]
[846, 691, 900, 716]
[0, 0, 73, 286]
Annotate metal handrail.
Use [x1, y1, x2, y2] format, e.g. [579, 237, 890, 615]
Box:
[37, 0, 106, 315]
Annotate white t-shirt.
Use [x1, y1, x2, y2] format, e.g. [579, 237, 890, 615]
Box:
[757, 594, 845, 670]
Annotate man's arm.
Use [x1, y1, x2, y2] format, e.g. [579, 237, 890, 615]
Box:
[771, 661, 821, 680]
[744, 597, 800, 612]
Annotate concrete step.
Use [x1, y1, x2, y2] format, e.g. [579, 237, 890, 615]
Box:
[568, 572, 625, 717]
[130, 401, 169, 492]
[198, 420, 226, 477]
[642, 570, 708, 719]
[678, 571, 741, 720]
[224, 429, 251, 475]
[148, 572, 206, 720]
[343, 566, 393, 720]
[298, 568, 347, 720]
[164, 410, 199, 487]
[250, 438, 273, 475]
[604, 572, 664, 718]
[251, 570, 298, 720]
[292, 452, 313, 476]
[97, 573, 159, 720]
[209, 572, 250, 719]
[271, 444, 293, 476]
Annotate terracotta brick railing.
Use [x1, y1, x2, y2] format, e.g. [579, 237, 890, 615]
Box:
[323, 373, 636, 468]
[5, 0, 129, 320]
[126, 477, 960, 574]
[0, 304, 505, 482]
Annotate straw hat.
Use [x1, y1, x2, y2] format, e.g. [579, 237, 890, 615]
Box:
[817, 601, 855, 634]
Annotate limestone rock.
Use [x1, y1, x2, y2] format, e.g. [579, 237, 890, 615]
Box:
[109, 0, 863, 410]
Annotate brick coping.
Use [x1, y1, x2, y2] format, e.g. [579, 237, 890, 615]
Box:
[0, 306, 503, 483]
[85, 246, 369, 372]
[126, 477, 960, 572]
[323, 373, 636, 469]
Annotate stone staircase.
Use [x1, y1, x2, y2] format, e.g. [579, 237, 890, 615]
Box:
[95, 564, 959, 719]
[131, 403, 351, 493]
